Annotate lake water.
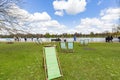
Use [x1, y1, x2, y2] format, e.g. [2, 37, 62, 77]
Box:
[0, 37, 119, 42]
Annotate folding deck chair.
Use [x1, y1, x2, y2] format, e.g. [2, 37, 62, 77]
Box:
[80, 39, 89, 46]
[6, 38, 13, 44]
[80, 40, 84, 45]
[60, 42, 67, 52]
[67, 42, 74, 53]
[35, 38, 42, 45]
[43, 46, 63, 80]
[84, 39, 89, 45]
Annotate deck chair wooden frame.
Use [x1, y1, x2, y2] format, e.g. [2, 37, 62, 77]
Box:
[43, 45, 63, 80]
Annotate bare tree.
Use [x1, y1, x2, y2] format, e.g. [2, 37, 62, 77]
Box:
[117, 24, 120, 32]
[0, 0, 27, 35]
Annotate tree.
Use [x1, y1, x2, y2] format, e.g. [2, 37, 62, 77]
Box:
[117, 25, 120, 32]
[0, 0, 25, 35]
[45, 33, 50, 38]
[90, 32, 94, 37]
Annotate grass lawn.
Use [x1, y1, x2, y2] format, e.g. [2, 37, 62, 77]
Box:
[0, 42, 120, 80]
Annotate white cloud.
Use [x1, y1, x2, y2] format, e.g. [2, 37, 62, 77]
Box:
[53, 0, 87, 16]
[100, 8, 120, 22]
[37, 20, 66, 29]
[97, 0, 103, 5]
[2, 3, 120, 34]
[54, 10, 64, 16]
[74, 8, 120, 34]
[4, 4, 67, 34]
[30, 12, 51, 21]
[7, 3, 30, 21]
[75, 18, 113, 34]
[7, 4, 51, 22]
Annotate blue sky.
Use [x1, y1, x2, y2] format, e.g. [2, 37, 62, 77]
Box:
[22, 0, 118, 25]
[9, 0, 119, 34]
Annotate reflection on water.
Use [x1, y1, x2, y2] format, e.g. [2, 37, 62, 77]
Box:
[0, 37, 119, 42]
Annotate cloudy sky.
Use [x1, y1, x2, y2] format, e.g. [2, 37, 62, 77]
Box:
[6, 0, 120, 34]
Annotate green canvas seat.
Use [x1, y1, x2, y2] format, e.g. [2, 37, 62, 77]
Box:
[84, 39, 89, 45]
[80, 39, 89, 45]
[60, 42, 67, 49]
[43, 46, 62, 80]
[60, 42, 67, 52]
[68, 42, 74, 52]
[80, 40, 84, 45]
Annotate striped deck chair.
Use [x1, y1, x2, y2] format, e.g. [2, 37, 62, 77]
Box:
[35, 38, 42, 45]
[43, 46, 63, 80]
[80, 39, 89, 46]
[6, 38, 13, 44]
[80, 40, 84, 45]
[84, 39, 89, 45]
[60, 42, 67, 52]
[67, 42, 74, 53]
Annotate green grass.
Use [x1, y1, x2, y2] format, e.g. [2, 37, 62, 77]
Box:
[0, 42, 120, 80]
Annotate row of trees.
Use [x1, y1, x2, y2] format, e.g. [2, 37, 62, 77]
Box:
[0, 31, 120, 38]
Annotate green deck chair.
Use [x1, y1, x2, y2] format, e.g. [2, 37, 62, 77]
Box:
[84, 39, 89, 45]
[60, 42, 67, 52]
[6, 38, 13, 44]
[43, 46, 63, 80]
[80, 40, 84, 45]
[80, 39, 89, 46]
[68, 42, 74, 52]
